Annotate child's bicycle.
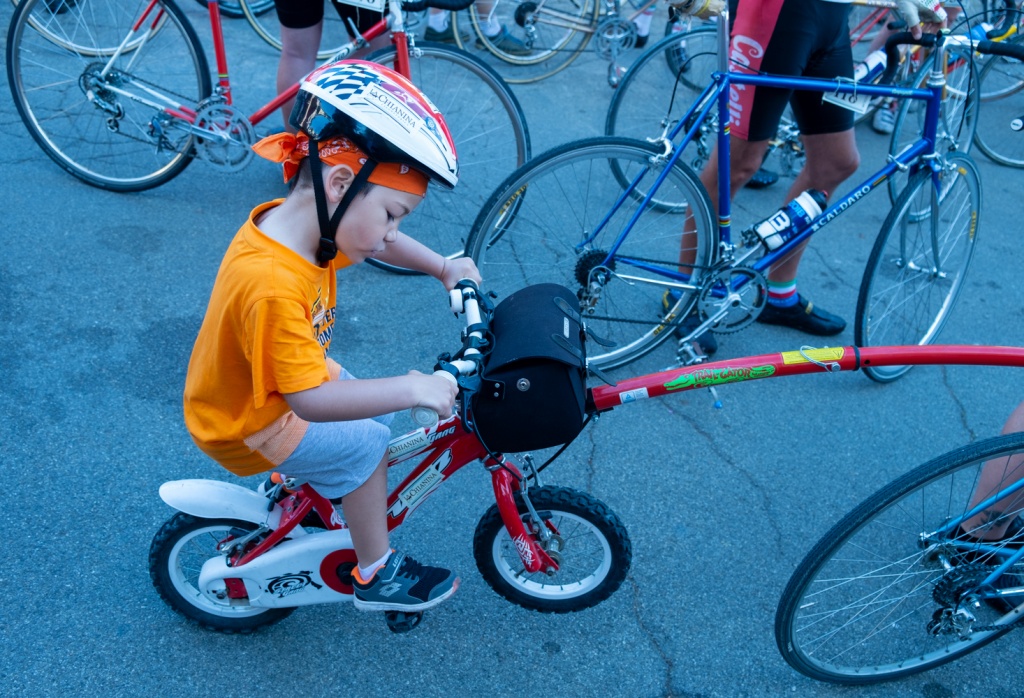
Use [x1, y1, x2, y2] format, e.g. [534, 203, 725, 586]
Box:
[465, 9, 1024, 381]
[149, 280, 632, 634]
[5, 0, 530, 274]
[775, 429, 1024, 683]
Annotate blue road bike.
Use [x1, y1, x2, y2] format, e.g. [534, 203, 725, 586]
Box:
[465, 15, 1022, 381]
[776, 430, 1024, 683]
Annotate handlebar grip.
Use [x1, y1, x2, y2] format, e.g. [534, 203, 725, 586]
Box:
[409, 370, 459, 428]
[975, 39, 1024, 63]
[881, 31, 939, 84]
[400, 0, 474, 12]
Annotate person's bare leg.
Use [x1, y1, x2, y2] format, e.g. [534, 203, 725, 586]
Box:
[765, 129, 859, 284]
[681, 135, 770, 268]
[963, 401, 1024, 540]
[340, 453, 390, 565]
[278, 23, 322, 130]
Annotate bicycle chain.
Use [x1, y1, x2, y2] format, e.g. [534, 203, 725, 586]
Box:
[931, 562, 1024, 633]
[85, 67, 221, 151]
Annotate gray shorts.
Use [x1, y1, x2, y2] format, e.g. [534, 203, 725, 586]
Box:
[279, 368, 394, 499]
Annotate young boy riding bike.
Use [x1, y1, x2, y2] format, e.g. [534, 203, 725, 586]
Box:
[183, 60, 480, 614]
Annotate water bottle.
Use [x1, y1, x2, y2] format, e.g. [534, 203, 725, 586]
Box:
[751, 189, 828, 251]
[968, 22, 994, 42]
[853, 49, 888, 83]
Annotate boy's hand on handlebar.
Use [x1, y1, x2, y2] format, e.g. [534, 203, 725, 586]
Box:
[407, 370, 458, 418]
[895, 0, 947, 39]
[439, 257, 482, 291]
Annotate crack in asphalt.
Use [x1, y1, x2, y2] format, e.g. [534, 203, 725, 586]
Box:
[940, 365, 977, 442]
[628, 576, 675, 697]
[584, 425, 597, 494]
[659, 398, 786, 556]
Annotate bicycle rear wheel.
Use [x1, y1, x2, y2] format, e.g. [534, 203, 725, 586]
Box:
[855, 152, 981, 383]
[775, 432, 1024, 684]
[454, 0, 599, 84]
[240, 0, 352, 58]
[7, 0, 212, 191]
[364, 42, 531, 274]
[887, 46, 980, 206]
[974, 35, 1024, 168]
[465, 136, 716, 370]
[605, 26, 718, 170]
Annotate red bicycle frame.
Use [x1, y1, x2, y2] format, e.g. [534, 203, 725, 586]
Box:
[229, 408, 560, 593]
[187, 1, 410, 126]
[590, 345, 1024, 411]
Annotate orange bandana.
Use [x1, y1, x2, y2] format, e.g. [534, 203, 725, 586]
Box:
[252, 132, 429, 196]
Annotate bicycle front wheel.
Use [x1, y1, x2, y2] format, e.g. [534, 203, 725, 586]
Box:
[364, 42, 531, 274]
[855, 152, 981, 383]
[974, 35, 1024, 168]
[465, 137, 716, 370]
[775, 432, 1024, 684]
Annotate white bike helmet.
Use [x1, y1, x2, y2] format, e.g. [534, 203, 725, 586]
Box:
[290, 60, 459, 264]
[292, 59, 458, 189]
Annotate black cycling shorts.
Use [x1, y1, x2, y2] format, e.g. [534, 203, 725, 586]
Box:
[274, 0, 386, 36]
[729, 0, 855, 141]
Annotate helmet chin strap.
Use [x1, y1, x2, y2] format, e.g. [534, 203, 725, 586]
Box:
[308, 138, 377, 266]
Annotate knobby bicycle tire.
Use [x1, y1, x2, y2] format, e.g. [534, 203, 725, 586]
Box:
[465, 136, 716, 370]
[363, 42, 531, 275]
[473, 486, 632, 613]
[775, 432, 1024, 684]
[887, 45, 981, 207]
[449, 0, 599, 84]
[8, 0, 213, 191]
[854, 152, 981, 383]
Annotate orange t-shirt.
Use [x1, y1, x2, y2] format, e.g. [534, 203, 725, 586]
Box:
[183, 200, 351, 476]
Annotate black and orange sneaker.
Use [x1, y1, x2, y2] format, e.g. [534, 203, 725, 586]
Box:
[353, 551, 459, 612]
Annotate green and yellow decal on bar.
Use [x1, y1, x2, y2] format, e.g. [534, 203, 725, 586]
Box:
[781, 347, 845, 365]
[665, 365, 775, 390]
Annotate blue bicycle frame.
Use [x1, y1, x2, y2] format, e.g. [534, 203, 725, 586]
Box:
[590, 13, 949, 290]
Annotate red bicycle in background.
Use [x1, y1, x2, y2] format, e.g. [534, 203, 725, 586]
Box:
[6, 0, 530, 273]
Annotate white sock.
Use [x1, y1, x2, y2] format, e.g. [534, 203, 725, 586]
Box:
[357, 550, 391, 583]
[428, 10, 449, 32]
[483, 15, 501, 37]
[634, 7, 654, 36]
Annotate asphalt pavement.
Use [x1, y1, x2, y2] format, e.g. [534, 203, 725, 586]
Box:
[2, 4, 1023, 697]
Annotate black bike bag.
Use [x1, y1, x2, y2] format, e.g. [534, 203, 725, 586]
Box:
[471, 283, 587, 452]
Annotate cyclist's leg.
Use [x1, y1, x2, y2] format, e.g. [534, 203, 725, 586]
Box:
[964, 401, 1024, 539]
[764, 129, 859, 283]
[753, 0, 855, 332]
[274, 0, 324, 130]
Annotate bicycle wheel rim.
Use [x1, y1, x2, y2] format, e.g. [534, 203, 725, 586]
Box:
[8, 0, 212, 191]
[364, 42, 530, 275]
[466, 137, 716, 370]
[974, 39, 1024, 167]
[776, 433, 1024, 684]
